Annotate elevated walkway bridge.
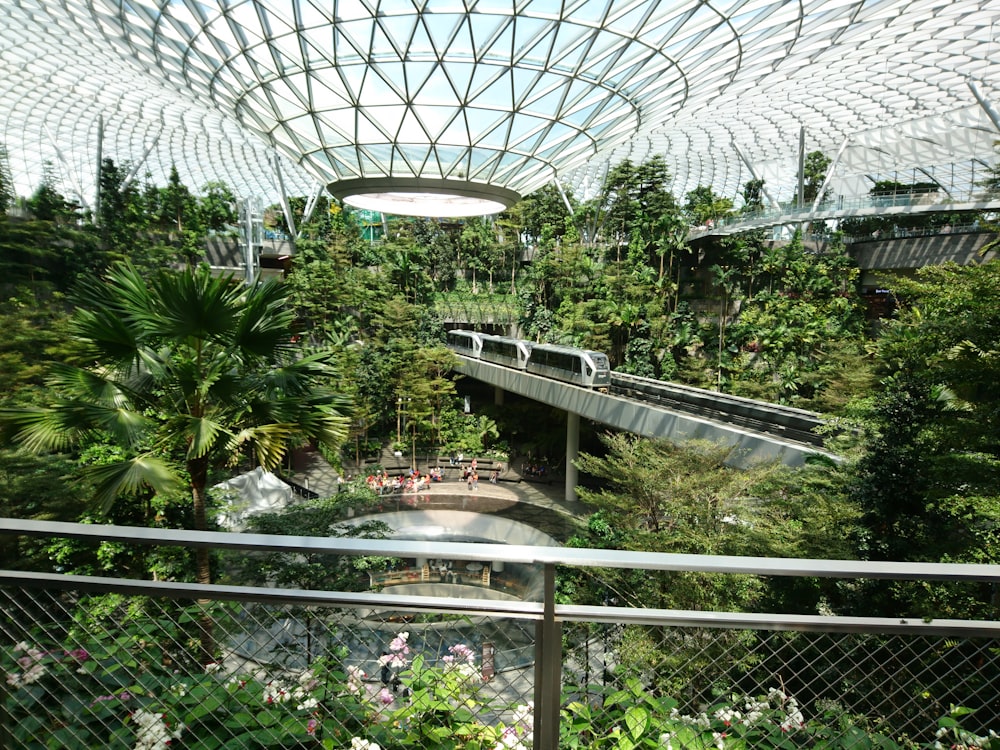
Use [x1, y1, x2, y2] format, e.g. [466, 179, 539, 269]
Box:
[454, 356, 838, 502]
[688, 192, 1000, 239]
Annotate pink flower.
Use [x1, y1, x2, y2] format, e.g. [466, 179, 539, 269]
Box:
[306, 718, 318, 735]
[378, 688, 394, 705]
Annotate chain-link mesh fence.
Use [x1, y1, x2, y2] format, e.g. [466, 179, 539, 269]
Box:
[3, 579, 999, 749]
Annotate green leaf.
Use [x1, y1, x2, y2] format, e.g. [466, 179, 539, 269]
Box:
[624, 705, 649, 740]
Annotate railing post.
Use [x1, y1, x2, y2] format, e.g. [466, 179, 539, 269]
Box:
[533, 562, 562, 749]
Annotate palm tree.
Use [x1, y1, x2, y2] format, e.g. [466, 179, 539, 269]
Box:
[1, 261, 352, 593]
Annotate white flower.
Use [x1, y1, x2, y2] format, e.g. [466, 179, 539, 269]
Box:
[296, 696, 319, 711]
[263, 680, 291, 704]
[169, 682, 189, 698]
[19, 663, 47, 686]
[714, 708, 741, 725]
[131, 709, 183, 750]
[350, 738, 382, 750]
[511, 702, 534, 730]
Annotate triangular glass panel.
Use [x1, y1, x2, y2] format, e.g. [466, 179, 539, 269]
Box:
[437, 116, 472, 147]
[406, 15, 437, 58]
[298, 0, 331, 27]
[337, 62, 367, 102]
[327, 147, 362, 178]
[397, 107, 431, 141]
[426, 13, 470, 58]
[474, 116, 513, 149]
[396, 144, 433, 173]
[470, 70, 514, 109]
[561, 0, 614, 26]
[398, 61, 436, 99]
[377, 13, 418, 52]
[315, 115, 352, 146]
[521, 83, 568, 116]
[370, 62, 408, 99]
[356, 109, 390, 142]
[310, 75, 352, 111]
[506, 112, 548, 146]
[361, 67, 406, 105]
[357, 148, 389, 178]
[334, 0, 374, 23]
[267, 90, 307, 121]
[302, 28, 335, 66]
[284, 115, 321, 153]
[367, 104, 407, 137]
[413, 64, 462, 105]
[511, 16, 551, 57]
[435, 145, 470, 176]
[439, 60, 476, 100]
[464, 106, 504, 138]
[370, 18, 403, 59]
[467, 148, 503, 180]
[468, 13, 511, 52]
[337, 18, 375, 57]
[413, 105, 455, 140]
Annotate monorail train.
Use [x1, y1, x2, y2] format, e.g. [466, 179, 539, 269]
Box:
[446, 329, 611, 389]
[445, 329, 484, 358]
[481, 335, 531, 370]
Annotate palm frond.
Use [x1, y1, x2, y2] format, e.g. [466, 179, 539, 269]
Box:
[0, 407, 80, 452]
[0, 400, 150, 452]
[185, 415, 232, 460]
[83, 455, 184, 514]
[150, 265, 244, 341]
[47, 363, 133, 408]
[229, 423, 300, 470]
[233, 279, 296, 357]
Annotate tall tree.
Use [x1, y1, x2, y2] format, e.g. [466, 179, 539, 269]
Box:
[0, 262, 352, 597]
[847, 260, 1000, 618]
[684, 185, 733, 227]
[197, 181, 237, 232]
[28, 162, 75, 223]
[0, 144, 13, 215]
[159, 164, 199, 233]
[803, 150, 832, 205]
[97, 158, 146, 259]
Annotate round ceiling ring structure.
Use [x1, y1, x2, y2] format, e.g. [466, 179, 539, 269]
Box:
[328, 177, 522, 218]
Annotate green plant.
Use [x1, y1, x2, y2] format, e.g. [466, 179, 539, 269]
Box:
[5, 626, 997, 750]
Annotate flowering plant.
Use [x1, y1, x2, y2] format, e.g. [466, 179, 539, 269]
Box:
[4, 627, 997, 750]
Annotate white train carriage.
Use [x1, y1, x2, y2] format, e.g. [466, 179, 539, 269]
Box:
[526, 343, 612, 389]
[480, 336, 532, 370]
[446, 329, 485, 358]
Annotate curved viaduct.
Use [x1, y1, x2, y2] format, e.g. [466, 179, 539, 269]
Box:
[454, 357, 837, 503]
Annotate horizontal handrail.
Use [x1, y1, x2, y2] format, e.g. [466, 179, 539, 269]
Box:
[5, 570, 1000, 639]
[3, 518, 1000, 583]
[0, 518, 1000, 583]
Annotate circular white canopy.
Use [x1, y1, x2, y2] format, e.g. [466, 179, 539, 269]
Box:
[1, 0, 999, 217]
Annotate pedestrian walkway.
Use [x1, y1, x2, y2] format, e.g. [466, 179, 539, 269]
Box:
[287, 449, 591, 537]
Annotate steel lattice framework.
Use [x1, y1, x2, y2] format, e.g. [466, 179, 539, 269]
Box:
[2, 0, 1000, 217]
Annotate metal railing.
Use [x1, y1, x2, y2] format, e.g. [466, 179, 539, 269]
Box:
[2, 519, 1000, 749]
[691, 190, 1000, 237]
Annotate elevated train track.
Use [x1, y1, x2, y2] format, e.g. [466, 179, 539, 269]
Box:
[609, 372, 827, 449]
[447, 329, 831, 456]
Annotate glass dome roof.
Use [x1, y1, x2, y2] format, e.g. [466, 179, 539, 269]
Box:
[2, 0, 999, 217]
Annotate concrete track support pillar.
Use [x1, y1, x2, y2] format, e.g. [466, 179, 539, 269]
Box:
[565, 411, 580, 503]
